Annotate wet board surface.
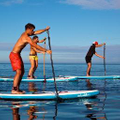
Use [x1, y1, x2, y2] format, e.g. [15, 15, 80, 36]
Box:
[0, 90, 99, 100]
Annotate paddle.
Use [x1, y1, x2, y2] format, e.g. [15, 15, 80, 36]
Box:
[103, 44, 106, 75]
[46, 30, 59, 98]
[43, 40, 46, 82]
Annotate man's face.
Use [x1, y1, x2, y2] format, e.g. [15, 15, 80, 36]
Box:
[33, 38, 39, 43]
[28, 28, 34, 36]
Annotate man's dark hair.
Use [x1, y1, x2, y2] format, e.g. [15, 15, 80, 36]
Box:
[33, 36, 38, 40]
[25, 23, 35, 30]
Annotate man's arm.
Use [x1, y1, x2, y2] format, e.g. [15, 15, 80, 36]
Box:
[33, 26, 50, 35]
[39, 37, 46, 43]
[95, 52, 105, 59]
[27, 37, 51, 54]
[32, 47, 45, 54]
[96, 43, 106, 47]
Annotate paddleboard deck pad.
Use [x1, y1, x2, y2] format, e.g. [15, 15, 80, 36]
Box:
[0, 90, 99, 100]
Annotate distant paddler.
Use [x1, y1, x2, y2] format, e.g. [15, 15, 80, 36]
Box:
[9, 23, 52, 94]
[85, 41, 105, 76]
[28, 36, 46, 79]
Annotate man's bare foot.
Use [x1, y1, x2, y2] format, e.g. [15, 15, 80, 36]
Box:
[27, 77, 34, 79]
[27, 75, 36, 79]
[86, 74, 91, 76]
[33, 75, 37, 79]
[11, 90, 25, 94]
[18, 89, 25, 94]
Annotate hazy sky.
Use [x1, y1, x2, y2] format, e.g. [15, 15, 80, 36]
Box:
[0, 0, 120, 63]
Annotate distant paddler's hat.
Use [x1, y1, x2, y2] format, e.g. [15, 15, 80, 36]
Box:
[93, 41, 98, 45]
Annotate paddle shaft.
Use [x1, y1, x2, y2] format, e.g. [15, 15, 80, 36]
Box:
[103, 44, 106, 75]
[47, 30, 59, 97]
[43, 41, 46, 81]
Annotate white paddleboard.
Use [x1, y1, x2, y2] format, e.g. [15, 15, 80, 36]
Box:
[0, 90, 99, 100]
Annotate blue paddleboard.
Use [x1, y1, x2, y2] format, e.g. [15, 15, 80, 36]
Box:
[76, 75, 120, 79]
[0, 90, 99, 100]
[0, 76, 77, 82]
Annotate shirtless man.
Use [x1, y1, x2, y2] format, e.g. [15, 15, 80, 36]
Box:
[85, 41, 105, 76]
[9, 23, 52, 94]
[28, 36, 46, 79]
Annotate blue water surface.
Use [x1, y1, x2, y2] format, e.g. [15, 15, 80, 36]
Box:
[0, 63, 120, 120]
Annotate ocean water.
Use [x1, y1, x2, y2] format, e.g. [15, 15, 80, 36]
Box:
[0, 63, 120, 120]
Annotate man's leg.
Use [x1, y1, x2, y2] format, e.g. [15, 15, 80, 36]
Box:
[86, 62, 91, 76]
[18, 64, 25, 88]
[12, 69, 24, 94]
[28, 59, 35, 78]
[33, 60, 38, 78]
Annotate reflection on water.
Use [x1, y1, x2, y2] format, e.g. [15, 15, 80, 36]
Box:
[11, 101, 47, 120]
[27, 105, 38, 120]
[9, 98, 103, 120]
[12, 105, 20, 120]
[85, 79, 93, 90]
[28, 83, 38, 93]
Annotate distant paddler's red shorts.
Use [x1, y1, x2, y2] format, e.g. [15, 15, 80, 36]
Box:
[9, 52, 24, 71]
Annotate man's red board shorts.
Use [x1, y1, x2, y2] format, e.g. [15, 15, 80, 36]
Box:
[9, 52, 24, 71]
